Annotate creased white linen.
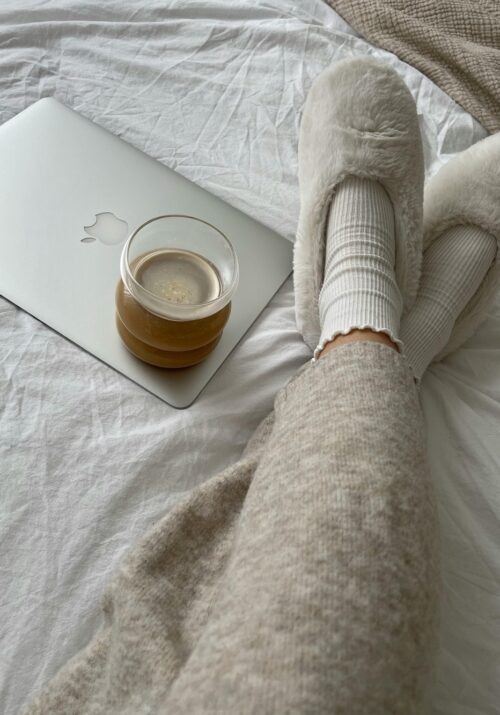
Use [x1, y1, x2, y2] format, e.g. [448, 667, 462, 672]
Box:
[0, 2, 498, 714]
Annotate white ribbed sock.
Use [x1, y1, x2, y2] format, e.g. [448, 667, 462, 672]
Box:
[400, 225, 497, 380]
[316, 176, 402, 359]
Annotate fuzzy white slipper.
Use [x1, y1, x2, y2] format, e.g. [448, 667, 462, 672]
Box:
[293, 57, 424, 352]
[423, 132, 500, 361]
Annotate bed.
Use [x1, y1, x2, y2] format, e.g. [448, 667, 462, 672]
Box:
[1, 1, 499, 713]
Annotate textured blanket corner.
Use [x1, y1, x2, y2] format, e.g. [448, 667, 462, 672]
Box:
[323, 0, 500, 134]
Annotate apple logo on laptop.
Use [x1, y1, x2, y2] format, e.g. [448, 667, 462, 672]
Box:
[81, 212, 129, 245]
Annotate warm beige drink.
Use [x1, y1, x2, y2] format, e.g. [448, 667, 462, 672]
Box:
[135, 248, 221, 305]
[116, 248, 231, 368]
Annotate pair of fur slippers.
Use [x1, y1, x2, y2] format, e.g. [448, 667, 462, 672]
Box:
[294, 58, 500, 362]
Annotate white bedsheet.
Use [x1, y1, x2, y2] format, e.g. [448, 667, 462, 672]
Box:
[1, 2, 498, 713]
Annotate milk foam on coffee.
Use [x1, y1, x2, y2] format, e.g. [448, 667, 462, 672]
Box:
[134, 248, 222, 305]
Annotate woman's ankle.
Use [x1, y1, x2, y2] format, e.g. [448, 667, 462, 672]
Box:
[318, 329, 399, 359]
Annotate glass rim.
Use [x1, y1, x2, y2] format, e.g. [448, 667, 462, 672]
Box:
[120, 214, 239, 317]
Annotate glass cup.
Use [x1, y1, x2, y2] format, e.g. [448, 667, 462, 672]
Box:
[116, 215, 239, 368]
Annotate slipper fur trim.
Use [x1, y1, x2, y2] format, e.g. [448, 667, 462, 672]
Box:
[293, 58, 424, 351]
[423, 132, 500, 361]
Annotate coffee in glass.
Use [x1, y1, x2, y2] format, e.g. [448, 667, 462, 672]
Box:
[116, 215, 238, 368]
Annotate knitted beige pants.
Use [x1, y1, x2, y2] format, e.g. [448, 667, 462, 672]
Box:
[25, 342, 438, 715]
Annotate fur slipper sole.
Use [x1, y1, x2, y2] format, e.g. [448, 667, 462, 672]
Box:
[423, 132, 500, 361]
[293, 57, 424, 352]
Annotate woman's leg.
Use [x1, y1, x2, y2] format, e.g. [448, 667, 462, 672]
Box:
[165, 339, 437, 714]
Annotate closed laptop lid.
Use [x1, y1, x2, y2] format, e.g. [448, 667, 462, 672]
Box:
[0, 98, 293, 407]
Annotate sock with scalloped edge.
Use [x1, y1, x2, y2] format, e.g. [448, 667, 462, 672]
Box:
[316, 176, 402, 359]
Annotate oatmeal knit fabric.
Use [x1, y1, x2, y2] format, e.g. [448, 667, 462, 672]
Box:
[23, 343, 438, 715]
[323, 0, 500, 134]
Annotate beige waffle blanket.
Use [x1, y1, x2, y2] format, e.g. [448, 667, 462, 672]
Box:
[325, 0, 500, 134]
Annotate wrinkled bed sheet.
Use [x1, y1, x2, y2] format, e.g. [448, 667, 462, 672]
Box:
[1, 1, 498, 714]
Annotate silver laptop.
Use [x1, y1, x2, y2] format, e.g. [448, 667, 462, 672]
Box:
[0, 99, 293, 408]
